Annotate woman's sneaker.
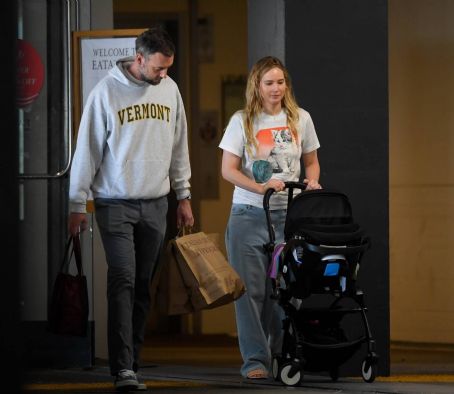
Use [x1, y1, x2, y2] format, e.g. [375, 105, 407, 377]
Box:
[114, 369, 139, 391]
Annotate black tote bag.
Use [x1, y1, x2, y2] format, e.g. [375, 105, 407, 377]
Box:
[48, 234, 89, 337]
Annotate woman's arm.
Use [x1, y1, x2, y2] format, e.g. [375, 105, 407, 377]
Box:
[221, 150, 284, 194]
[302, 150, 322, 190]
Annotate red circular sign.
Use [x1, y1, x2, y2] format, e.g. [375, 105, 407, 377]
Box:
[16, 39, 45, 108]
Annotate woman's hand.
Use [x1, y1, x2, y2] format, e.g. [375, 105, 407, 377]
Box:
[303, 178, 322, 190]
[262, 179, 285, 194]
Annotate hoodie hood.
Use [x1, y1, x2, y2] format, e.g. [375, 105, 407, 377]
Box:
[109, 56, 148, 88]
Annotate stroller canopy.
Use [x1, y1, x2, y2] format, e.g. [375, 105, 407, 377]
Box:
[284, 189, 364, 244]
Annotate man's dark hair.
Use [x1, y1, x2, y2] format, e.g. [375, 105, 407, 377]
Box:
[135, 26, 175, 57]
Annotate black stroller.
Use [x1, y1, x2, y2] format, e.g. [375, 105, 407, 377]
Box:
[263, 181, 378, 386]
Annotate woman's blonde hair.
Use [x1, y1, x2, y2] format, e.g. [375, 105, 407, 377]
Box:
[243, 56, 300, 155]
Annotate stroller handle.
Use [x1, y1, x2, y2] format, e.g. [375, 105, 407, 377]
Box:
[263, 181, 307, 248]
[263, 181, 307, 211]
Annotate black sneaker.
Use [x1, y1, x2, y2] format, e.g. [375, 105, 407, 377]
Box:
[115, 369, 139, 392]
[132, 363, 147, 391]
[135, 374, 147, 391]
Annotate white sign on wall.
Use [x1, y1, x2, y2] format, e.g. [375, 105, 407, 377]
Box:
[80, 37, 136, 107]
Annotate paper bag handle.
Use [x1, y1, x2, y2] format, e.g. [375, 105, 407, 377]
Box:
[177, 226, 194, 238]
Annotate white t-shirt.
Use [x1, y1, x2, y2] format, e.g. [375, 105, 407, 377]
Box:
[219, 108, 320, 209]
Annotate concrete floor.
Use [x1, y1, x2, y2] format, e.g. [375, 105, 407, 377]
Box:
[22, 334, 454, 393]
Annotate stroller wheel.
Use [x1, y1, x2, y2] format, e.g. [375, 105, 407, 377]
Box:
[329, 366, 339, 382]
[361, 359, 377, 383]
[271, 356, 281, 381]
[280, 362, 302, 386]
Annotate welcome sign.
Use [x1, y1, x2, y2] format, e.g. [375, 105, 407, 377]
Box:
[80, 36, 136, 107]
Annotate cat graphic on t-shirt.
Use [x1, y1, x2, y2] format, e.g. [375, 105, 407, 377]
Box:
[268, 128, 294, 174]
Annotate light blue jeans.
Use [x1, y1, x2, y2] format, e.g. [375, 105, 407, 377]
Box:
[225, 203, 286, 377]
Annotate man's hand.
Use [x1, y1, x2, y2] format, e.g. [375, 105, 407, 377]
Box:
[68, 212, 89, 237]
[176, 199, 194, 229]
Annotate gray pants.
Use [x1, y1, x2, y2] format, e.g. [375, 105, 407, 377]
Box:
[94, 197, 167, 375]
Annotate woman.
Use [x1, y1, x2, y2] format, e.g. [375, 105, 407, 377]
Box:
[219, 56, 321, 379]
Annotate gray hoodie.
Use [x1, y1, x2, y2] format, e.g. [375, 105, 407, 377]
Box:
[69, 57, 191, 213]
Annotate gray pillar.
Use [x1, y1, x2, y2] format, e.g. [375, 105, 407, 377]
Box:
[248, 0, 390, 377]
[248, 0, 285, 68]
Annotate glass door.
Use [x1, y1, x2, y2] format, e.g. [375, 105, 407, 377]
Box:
[18, 0, 94, 368]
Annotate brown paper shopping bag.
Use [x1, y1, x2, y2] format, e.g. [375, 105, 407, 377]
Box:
[173, 231, 246, 311]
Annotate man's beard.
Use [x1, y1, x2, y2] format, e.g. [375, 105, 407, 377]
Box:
[140, 70, 161, 85]
[144, 77, 162, 85]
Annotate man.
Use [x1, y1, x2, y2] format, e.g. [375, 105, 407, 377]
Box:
[68, 27, 194, 391]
